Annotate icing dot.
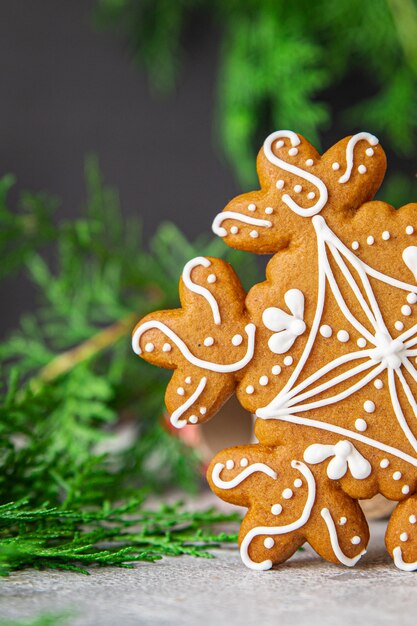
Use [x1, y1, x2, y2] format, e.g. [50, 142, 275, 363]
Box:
[145, 342, 154, 352]
[240, 458, 249, 467]
[351, 536, 361, 545]
[305, 159, 314, 166]
[409, 515, 417, 524]
[204, 336, 214, 347]
[248, 203, 256, 212]
[282, 488, 293, 499]
[307, 191, 316, 200]
[382, 231, 391, 241]
[320, 324, 333, 338]
[199, 407, 207, 415]
[226, 460, 234, 470]
[352, 241, 359, 250]
[357, 338, 367, 348]
[355, 418, 367, 432]
[402, 485, 410, 495]
[339, 517, 347, 526]
[395, 320, 404, 331]
[406, 225, 414, 235]
[283, 356, 293, 366]
[264, 537, 275, 549]
[259, 375, 269, 386]
[358, 165, 367, 174]
[265, 207, 274, 215]
[189, 415, 198, 424]
[177, 387, 185, 396]
[366, 147, 374, 157]
[232, 334, 243, 346]
[337, 330, 350, 343]
[275, 140, 284, 149]
[332, 162, 340, 171]
[276, 179, 284, 189]
[288, 147, 298, 156]
[380, 458, 390, 468]
[294, 478, 302, 488]
[367, 235, 374, 245]
[407, 293, 417, 304]
[401, 304, 412, 316]
[393, 471, 402, 481]
[207, 274, 216, 284]
[374, 379, 383, 389]
[272, 365, 282, 375]
[162, 343, 172, 352]
[400, 532, 409, 542]
[246, 385, 254, 395]
[185, 376, 192, 384]
[271, 504, 282, 515]
[250, 230, 259, 238]
[294, 184, 302, 193]
[230, 226, 239, 235]
[364, 400, 375, 413]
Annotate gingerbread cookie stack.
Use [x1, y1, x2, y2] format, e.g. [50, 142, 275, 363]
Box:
[132, 130, 417, 571]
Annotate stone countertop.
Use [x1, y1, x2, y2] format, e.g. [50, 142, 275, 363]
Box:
[0, 519, 416, 626]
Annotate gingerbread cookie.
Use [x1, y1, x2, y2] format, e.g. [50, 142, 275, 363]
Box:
[133, 130, 417, 572]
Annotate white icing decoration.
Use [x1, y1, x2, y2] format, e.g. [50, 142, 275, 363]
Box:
[332, 162, 340, 171]
[271, 504, 282, 515]
[402, 304, 412, 316]
[276, 140, 284, 149]
[276, 179, 284, 189]
[255, 214, 417, 471]
[351, 536, 361, 545]
[382, 231, 390, 240]
[182, 257, 221, 325]
[246, 385, 254, 394]
[406, 226, 414, 235]
[363, 400, 375, 413]
[133, 322, 256, 373]
[352, 241, 359, 250]
[395, 321, 404, 331]
[374, 379, 383, 389]
[248, 203, 256, 211]
[259, 375, 269, 386]
[265, 207, 274, 215]
[240, 458, 249, 467]
[145, 342, 154, 352]
[294, 184, 302, 193]
[264, 537, 274, 549]
[232, 334, 243, 346]
[393, 471, 402, 480]
[288, 147, 298, 156]
[380, 459, 390, 468]
[355, 419, 367, 432]
[230, 226, 239, 234]
[358, 165, 367, 174]
[226, 459, 234, 470]
[304, 440, 371, 480]
[337, 330, 350, 342]
[272, 365, 281, 375]
[212, 211, 272, 238]
[282, 488, 293, 499]
[407, 293, 417, 304]
[357, 338, 367, 348]
[366, 147, 374, 156]
[305, 159, 314, 166]
[400, 532, 409, 542]
[338, 132, 379, 184]
[211, 461, 277, 490]
[320, 324, 332, 338]
[162, 343, 171, 352]
[240, 461, 315, 570]
[284, 356, 293, 366]
[250, 230, 259, 238]
[207, 274, 216, 284]
[189, 415, 198, 424]
[307, 191, 316, 199]
[403, 246, 417, 282]
[367, 236, 374, 245]
[185, 376, 192, 384]
[339, 517, 347, 525]
[199, 406, 206, 415]
[393, 546, 417, 571]
[170, 377, 207, 429]
[409, 515, 417, 524]
[204, 336, 214, 347]
[402, 485, 410, 494]
[321, 508, 366, 566]
[177, 387, 185, 396]
[263, 289, 306, 354]
[294, 478, 302, 488]
[263, 130, 328, 217]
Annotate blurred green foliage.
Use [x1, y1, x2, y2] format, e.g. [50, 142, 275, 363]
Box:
[0, 160, 249, 574]
[95, 0, 417, 192]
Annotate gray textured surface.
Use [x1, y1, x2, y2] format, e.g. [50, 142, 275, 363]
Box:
[1, 520, 416, 626]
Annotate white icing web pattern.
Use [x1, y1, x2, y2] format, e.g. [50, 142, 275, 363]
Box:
[257, 215, 417, 469]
